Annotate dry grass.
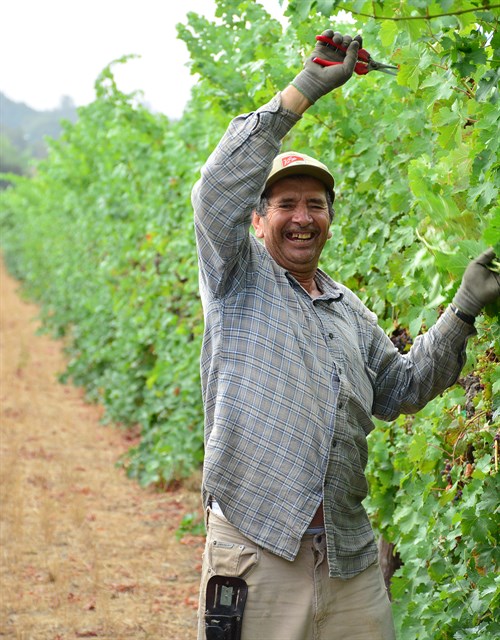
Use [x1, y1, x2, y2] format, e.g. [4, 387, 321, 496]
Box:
[0, 261, 204, 639]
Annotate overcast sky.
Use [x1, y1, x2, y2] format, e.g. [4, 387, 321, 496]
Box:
[2, 0, 285, 119]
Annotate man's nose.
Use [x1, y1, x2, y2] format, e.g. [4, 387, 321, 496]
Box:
[291, 204, 313, 224]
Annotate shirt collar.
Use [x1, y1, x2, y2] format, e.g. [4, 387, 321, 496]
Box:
[314, 269, 344, 302]
[284, 268, 344, 303]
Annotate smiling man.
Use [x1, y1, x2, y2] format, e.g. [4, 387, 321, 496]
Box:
[192, 29, 500, 640]
[252, 157, 334, 298]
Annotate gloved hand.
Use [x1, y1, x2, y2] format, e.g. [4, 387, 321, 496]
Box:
[452, 248, 500, 318]
[291, 30, 362, 104]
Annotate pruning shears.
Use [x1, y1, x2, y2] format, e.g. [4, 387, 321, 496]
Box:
[313, 34, 398, 76]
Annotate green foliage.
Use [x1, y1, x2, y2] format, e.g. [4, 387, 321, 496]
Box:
[176, 512, 206, 540]
[0, 133, 31, 184]
[1, 57, 211, 486]
[1, 1, 499, 636]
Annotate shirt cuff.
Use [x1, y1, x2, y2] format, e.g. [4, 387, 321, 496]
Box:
[254, 93, 302, 139]
[437, 305, 477, 343]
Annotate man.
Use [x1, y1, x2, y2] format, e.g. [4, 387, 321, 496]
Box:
[192, 29, 500, 640]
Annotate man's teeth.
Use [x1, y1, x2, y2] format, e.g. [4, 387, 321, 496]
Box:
[291, 233, 313, 240]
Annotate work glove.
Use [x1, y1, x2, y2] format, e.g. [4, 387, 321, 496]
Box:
[291, 30, 362, 104]
[452, 248, 500, 319]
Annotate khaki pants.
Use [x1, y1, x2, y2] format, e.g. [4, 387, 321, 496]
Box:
[197, 509, 396, 640]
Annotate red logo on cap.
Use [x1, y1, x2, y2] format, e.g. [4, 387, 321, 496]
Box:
[281, 155, 304, 167]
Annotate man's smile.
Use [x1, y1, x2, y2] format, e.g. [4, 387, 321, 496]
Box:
[285, 230, 316, 241]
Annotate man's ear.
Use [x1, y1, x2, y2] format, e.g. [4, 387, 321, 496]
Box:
[252, 212, 265, 238]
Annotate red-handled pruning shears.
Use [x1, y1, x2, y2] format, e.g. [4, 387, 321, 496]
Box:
[313, 34, 398, 76]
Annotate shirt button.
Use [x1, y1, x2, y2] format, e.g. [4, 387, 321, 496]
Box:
[338, 402, 343, 409]
[329, 333, 334, 339]
[332, 440, 338, 448]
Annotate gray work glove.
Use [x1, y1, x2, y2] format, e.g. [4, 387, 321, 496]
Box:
[452, 248, 500, 318]
[291, 30, 362, 104]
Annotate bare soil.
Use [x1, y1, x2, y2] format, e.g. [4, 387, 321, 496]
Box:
[0, 259, 204, 639]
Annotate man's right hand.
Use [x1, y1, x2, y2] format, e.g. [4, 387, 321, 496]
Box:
[291, 30, 362, 104]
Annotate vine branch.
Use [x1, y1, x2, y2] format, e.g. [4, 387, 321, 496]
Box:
[351, 4, 500, 21]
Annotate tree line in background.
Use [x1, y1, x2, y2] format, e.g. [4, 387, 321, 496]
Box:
[1, 1, 499, 638]
[0, 92, 77, 184]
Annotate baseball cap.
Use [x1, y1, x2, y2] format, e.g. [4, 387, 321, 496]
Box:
[264, 151, 335, 202]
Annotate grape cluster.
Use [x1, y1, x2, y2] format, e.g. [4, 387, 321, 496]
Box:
[441, 458, 474, 503]
[442, 460, 453, 486]
[390, 327, 413, 354]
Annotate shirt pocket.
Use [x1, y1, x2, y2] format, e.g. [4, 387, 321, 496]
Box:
[208, 538, 260, 578]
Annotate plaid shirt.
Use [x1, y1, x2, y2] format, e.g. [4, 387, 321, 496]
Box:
[192, 94, 475, 578]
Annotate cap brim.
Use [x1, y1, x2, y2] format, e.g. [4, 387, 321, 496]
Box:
[266, 165, 335, 200]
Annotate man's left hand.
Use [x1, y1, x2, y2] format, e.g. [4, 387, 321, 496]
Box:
[453, 248, 500, 318]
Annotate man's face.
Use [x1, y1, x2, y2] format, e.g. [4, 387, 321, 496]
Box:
[252, 176, 331, 278]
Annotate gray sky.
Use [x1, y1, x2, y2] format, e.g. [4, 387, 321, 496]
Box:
[2, 0, 285, 119]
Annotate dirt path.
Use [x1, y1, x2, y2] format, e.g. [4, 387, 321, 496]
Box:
[0, 259, 204, 639]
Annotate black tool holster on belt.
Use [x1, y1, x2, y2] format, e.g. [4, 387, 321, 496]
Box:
[205, 575, 248, 640]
